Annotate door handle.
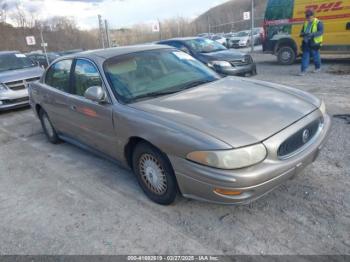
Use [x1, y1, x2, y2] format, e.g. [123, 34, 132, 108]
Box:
[70, 105, 77, 111]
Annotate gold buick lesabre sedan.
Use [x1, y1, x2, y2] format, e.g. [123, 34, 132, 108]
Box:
[29, 45, 331, 205]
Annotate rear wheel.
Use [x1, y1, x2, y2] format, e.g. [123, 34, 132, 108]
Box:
[39, 109, 60, 144]
[132, 142, 178, 205]
[277, 46, 296, 65]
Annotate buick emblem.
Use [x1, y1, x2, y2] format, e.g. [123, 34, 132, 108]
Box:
[302, 129, 311, 144]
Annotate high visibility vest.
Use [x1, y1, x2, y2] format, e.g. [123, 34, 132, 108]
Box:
[303, 18, 323, 45]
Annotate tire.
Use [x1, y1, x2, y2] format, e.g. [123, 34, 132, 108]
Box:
[277, 46, 296, 65]
[132, 142, 178, 205]
[39, 109, 60, 144]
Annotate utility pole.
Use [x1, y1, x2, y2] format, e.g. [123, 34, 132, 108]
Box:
[251, 0, 255, 52]
[158, 19, 162, 41]
[98, 15, 105, 49]
[104, 19, 111, 48]
[40, 26, 49, 66]
[207, 15, 211, 33]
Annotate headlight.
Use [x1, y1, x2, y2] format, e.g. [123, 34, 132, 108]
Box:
[0, 83, 8, 92]
[208, 61, 231, 68]
[319, 100, 327, 115]
[186, 143, 267, 170]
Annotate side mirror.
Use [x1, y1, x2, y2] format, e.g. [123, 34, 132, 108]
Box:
[84, 86, 107, 103]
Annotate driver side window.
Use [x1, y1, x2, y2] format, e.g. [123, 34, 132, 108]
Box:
[73, 59, 102, 97]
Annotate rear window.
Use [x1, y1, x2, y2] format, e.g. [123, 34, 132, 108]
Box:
[45, 59, 73, 93]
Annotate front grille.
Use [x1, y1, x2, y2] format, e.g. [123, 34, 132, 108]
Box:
[26, 77, 41, 82]
[230, 40, 239, 45]
[5, 77, 40, 91]
[1, 97, 29, 105]
[230, 55, 251, 66]
[277, 118, 322, 158]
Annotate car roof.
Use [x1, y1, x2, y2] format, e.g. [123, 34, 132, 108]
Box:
[0, 51, 19, 55]
[66, 44, 172, 60]
[159, 37, 203, 42]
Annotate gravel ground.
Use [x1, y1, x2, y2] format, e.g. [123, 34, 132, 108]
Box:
[0, 54, 349, 255]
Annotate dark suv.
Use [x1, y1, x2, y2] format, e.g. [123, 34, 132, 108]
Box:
[158, 37, 257, 76]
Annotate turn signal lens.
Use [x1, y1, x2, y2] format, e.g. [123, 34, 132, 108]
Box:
[319, 101, 327, 115]
[214, 188, 242, 196]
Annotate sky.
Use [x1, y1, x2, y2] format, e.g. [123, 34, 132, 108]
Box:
[1, 0, 229, 29]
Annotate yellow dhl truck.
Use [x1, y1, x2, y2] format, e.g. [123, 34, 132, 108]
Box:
[262, 0, 350, 64]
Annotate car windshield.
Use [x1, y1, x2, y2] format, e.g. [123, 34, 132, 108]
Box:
[184, 38, 227, 53]
[104, 49, 220, 103]
[0, 53, 36, 72]
[236, 31, 250, 37]
[212, 36, 221, 40]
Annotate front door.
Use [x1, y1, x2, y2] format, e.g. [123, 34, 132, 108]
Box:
[65, 58, 118, 158]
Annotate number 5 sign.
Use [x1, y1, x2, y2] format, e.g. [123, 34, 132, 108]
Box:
[26, 36, 36, 46]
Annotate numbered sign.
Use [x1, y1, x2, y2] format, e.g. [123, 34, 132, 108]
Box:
[26, 36, 36, 46]
[152, 22, 160, 32]
[243, 11, 251, 20]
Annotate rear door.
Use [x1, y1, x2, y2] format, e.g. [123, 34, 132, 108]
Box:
[41, 59, 74, 135]
[65, 58, 117, 157]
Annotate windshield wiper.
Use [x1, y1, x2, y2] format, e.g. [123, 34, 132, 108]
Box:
[129, 79, 217, 103]
[131, 89, 182, 102]
[180, 79, 216, 89]
[6, 67, 30, 71]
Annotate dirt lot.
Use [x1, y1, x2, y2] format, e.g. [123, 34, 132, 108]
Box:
[0, 53, 349, 255]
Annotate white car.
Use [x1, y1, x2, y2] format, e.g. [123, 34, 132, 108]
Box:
[228, 29, 262, 48]
[228, 31, 252, 48]
[211, 35, 227, 47]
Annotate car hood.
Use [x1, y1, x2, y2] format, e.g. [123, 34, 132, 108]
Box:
[199, 49, 244, 62]
[0, 66, 44, 83]
[130, 77, 318, 148]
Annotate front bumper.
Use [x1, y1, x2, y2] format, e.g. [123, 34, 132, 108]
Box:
[170, 110, 331, 204]
[231, 42, 248, 48]
[0, 89, 29, 111]
[216, 63, 257, 76]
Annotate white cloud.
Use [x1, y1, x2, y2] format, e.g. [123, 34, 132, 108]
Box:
[3, 0, 229, 29]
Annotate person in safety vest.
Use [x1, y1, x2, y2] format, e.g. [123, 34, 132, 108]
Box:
[298, 9, 324, 76]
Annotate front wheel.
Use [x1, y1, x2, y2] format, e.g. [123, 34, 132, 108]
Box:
[132, 142, 178, 205]
[277, 46, 296, 65]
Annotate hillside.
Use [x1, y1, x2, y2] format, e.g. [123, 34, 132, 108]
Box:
[193, 0, 268, 33]
[0, 20, 99, 53]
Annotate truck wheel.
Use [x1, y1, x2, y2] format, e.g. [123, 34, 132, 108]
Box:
[277, 46, 296, 65]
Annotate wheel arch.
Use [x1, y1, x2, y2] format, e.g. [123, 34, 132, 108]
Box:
[124, 137, 159, 170]
[274, 38, 298, 55]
